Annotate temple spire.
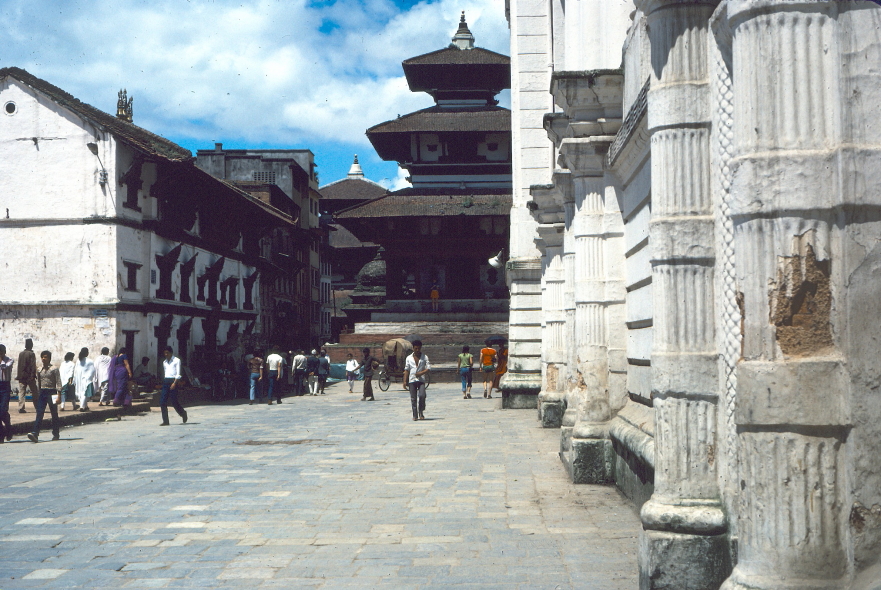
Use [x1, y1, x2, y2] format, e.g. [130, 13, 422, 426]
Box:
[347, 155, 364, 179]
[451, 11, 475, 50]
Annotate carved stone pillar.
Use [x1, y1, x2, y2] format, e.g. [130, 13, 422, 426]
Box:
[722, 2, 856, 588]
[637, 1, 730, 588]
[531, 179, 569, 427]
[550, 70, 626, 484]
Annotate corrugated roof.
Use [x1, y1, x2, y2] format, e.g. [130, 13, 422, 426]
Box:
[367, 106, 510, 135]
[403, 47, 509, 66]
[0, 66, 192, 162]
[319, 177, 388, 201]
[335, 188, 511, 219]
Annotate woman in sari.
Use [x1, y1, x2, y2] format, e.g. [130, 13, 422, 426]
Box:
[108, 347, 133, 408]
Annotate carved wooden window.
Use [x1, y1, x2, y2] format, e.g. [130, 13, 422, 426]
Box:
[154, 245, 182, 301]
[123, 261, 142, 292]
[243, 272, 259, 311]
[179, 255, 197, 304]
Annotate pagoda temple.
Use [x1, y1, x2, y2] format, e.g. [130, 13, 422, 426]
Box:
[335, 13, 511, 321]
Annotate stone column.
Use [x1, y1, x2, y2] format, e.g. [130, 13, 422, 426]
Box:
[549, 71, 626, 483]
[722, 2, 856, 588]
[502, 0, 556, 409]
[531, 179, 569, 427]
[637, 1, 730, 588]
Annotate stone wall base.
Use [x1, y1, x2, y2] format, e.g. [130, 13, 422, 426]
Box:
[639, 530, 731, 590]
[561, 436, 614, 484]
[540, 399, 564, 427]
[501, 392, 538, 409]
[720, 570, 845, 590]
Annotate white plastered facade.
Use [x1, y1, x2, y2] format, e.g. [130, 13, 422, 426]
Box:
[0, 76, 261, 373]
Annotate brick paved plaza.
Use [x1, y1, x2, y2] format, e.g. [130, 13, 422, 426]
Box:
[0, 381, 639, 589]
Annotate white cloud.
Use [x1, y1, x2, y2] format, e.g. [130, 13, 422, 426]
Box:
[0, 0, 510, 152]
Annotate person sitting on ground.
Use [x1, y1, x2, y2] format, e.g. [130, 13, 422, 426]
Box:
[133, 356, 155, 388]
[479, 343, 497, 398]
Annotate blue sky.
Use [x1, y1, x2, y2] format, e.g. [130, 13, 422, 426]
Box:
[0, 0, 511, 188]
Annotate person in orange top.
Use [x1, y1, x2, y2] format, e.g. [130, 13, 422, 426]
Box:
[430, 284, 440, 312]
[479, 345, 496, 398]
[491, 344, 508, 397]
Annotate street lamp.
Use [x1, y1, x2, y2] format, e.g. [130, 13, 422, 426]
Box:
[86, 142, 108, 186]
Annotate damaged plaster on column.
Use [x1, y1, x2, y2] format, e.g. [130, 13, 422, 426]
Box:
[769, 232, 834, 357]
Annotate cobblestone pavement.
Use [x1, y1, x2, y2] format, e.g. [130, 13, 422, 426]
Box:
[0, 380, 640, 589]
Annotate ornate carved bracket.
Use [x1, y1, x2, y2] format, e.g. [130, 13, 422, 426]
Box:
[243, 271, 259, 310]
[154, 244, 182, 301]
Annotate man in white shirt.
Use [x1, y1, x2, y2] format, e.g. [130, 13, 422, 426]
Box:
[160, 346, 187, 426]
[293, 350, 307, 396]
[402, 340, 431, 421]
[0, 344, 14, 442]
[265, 347, 285, 405]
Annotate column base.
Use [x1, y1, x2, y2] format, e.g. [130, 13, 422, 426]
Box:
[537, 390, 565, 427]
[720, 570, 846, 590]
[560, 436, 613, 484]
[640, 529, 732, 590]
[499, 371, 540, 410]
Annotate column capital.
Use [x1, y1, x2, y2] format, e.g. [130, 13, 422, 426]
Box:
[550, 70, 624, 136]
[559, 137, 612, 177]
[543, 112, 570, 149]
[636, 0, 719, 16]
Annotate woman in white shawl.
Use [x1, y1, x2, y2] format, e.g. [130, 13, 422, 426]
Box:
[73, 347, 97, 412]
[58, 352, 76, 411]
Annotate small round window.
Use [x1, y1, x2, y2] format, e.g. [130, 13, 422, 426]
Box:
[4, 102, 16, 115]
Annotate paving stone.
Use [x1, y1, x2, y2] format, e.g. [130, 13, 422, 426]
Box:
[0, 381, 639, 588]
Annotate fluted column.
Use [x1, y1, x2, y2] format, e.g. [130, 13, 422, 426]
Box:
[637, 1, 730, 589]
[722, 2, 854, 588]
[531, 178, 570, 428]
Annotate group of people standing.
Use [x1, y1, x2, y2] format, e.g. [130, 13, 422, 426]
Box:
[242, 348, 334, 404]
[456, 342, 508, 399]
[0, 339, 137, 443]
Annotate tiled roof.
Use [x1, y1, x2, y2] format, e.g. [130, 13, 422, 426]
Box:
[335, 187, 511, 219]
[0, 67, 192, 162]
[367, 106, 510, 135]
[403, 47, 510, 66]
[328, 223, 376, 249]
[319, 177, 388, 201]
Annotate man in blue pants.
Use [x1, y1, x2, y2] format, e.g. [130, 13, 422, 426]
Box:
[159, 346, 187, 426]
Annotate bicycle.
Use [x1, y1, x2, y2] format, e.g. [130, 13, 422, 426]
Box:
[377, 368, 431, 392]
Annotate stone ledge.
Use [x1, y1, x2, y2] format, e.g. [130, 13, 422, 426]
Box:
[6, 401, 153, 437]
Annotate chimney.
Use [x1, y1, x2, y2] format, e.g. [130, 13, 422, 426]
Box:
[215, 143, 223, 152]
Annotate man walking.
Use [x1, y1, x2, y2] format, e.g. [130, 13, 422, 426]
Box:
[317, 350, 330, 395]
[265, 347, 285, 405]
[403, 340, 430, 421]
[159, 346, 187, 425]
[305, 350, 320, 395]
[27, 351, 61, 442]
[16, 338, 37, 413]
[0, 345, 14, 442]
[360, 347, 378, 402]
[247, 350, 265, 405]
[293, 350, 307, 396]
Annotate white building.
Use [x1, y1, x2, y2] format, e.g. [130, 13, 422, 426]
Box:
[0, 67, 296, 374]
[505, 1, 881, 588]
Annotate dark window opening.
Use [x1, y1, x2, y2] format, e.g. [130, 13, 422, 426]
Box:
[123, 261, 142, 292]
